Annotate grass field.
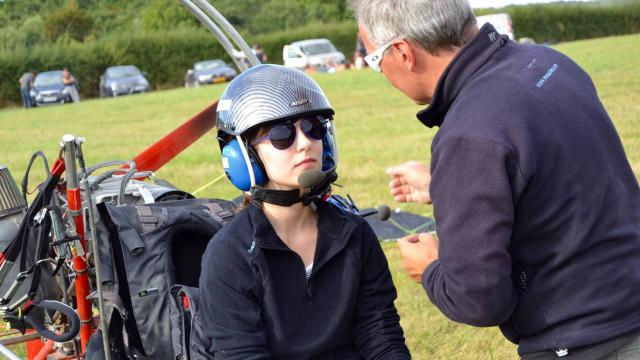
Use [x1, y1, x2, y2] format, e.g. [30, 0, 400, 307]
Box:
[1, 33, 639, 359]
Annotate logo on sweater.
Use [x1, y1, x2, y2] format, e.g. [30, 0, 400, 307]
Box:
[536, 64, 559, 88]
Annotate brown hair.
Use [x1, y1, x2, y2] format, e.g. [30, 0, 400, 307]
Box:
[235, 123, 275, 211]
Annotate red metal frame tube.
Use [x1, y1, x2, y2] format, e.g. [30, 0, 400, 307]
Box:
[69, 188, 92, 351]
[62, 136, 93, 353]
[131, 101, 218, 172]
[32, 339, 54, 360]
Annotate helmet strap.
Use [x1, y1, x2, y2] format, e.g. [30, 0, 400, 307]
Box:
[251, 170, 337, 207]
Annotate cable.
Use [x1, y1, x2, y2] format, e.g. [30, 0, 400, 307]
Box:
[191, 174, 227, 196]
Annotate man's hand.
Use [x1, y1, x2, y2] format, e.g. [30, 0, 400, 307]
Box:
[387, 161, 432, 204]
[397, 232, 439, 283]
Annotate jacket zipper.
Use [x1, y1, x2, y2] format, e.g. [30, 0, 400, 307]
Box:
[306, 282, 313, 304]
[257, 242, 314, 304]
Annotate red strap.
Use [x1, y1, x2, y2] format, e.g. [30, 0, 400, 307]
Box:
[182, 293, 190, 310]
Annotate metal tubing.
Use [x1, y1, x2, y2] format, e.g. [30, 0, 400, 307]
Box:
[0, 332, 41, 346]
[61, 135, 93, 352]
[32, 339, 55, 360]
[72, 255, 91, 352]
[62, 135, 78, 190]
[0, 343, 22, 360]
[180, 0, 248, 71]
[192, 0, 260, 67]
[83, 178, 111, 360]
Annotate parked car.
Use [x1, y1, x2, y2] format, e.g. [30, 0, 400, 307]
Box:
[185, 60, 237, 88]
[30, 70, 73, 106]
[99, 65, 150, 97]
[476, 13, 515, 40]
[283, 38, 345, 70]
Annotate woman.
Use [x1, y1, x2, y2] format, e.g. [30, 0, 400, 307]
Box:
[61, 68, 80, 103]
[199, 64, 410, 359]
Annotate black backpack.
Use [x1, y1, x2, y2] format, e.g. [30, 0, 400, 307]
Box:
[87, 198, 236, 359]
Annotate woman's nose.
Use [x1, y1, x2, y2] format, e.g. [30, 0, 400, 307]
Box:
[294, 122, 312, 150]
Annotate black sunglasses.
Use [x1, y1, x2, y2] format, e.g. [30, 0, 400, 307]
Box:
[251, 117, 327, 150]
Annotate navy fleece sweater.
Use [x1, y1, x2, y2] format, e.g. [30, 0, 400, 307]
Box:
[419, 24, 640, 354]
[199, 202, 410, 359]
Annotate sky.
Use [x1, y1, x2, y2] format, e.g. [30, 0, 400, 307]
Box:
[469, 0, 596, 8]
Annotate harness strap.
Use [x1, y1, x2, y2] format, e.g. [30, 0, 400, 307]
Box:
[136, 206, 157, 233]
[204, 203, 234, 225]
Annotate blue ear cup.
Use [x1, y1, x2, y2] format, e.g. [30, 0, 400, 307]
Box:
[221, 139, 266, 191]
[322, 130, 336, 171]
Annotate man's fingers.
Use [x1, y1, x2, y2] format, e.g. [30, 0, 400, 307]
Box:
[386, 165, 406, 177]
[406, 235, 420, 243]
[398, 234, 420, 247]
[388, 176, 408, 188]
[390, 184, 415, 196]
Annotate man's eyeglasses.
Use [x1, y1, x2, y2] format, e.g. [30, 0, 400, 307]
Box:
[364, 37, 403, 72]
[251, 117, 327, 150]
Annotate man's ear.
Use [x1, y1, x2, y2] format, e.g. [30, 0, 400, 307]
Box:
[392, 39, 417, 71]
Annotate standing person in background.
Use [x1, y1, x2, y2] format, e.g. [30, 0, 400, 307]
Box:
[19, 72, 34, 109]
[350, 0, 640, 359]
[252, 43, 268, 63]
[354, 34, 367, 69]
[62, 68, 80, 103]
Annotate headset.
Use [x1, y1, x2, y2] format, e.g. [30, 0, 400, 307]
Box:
[221, 116, 337, 192]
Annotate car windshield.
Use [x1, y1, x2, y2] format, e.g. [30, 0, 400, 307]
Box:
[194, 60, 225, 71]
[34, 72, 63, 87]
[107, 66, 141, 79]
[301, 42, 336, 56]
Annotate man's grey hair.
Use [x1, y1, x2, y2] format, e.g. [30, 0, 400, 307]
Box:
[350, 0, 477, 54]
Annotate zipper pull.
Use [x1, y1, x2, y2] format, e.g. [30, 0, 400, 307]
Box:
[306, 287, 313, 304]
[519, 270, 528, 293]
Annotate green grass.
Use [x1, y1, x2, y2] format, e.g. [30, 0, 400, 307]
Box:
[1, 33, 639, 358]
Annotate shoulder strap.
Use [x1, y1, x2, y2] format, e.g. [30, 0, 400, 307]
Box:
[203, 202, 234, 225]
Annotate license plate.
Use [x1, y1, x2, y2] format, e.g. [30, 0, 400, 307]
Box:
[213, 76, 227, 83]
[42, 96, 57, 102]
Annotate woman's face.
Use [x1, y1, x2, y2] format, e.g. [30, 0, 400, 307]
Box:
[253, 118, 324, 191]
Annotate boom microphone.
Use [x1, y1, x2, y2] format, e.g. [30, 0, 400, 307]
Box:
[298, 170, 327, 188]
[358, 205, 392, 221]
[376, 205, 391, 221]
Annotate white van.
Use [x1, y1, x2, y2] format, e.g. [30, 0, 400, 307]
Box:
[283, 39, 346, 70]
[476, 13, 515, 40]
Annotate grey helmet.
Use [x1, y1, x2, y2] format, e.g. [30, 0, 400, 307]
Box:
[216, 64, 334, 137]
[215, 64, 338, 200]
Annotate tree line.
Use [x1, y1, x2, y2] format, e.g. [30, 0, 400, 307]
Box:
[1, 0, 639, 107]
[0, 0, 353, 53]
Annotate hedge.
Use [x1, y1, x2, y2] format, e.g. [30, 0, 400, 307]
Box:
[1, 3, 639, 107]
[503, 2, 640, 43]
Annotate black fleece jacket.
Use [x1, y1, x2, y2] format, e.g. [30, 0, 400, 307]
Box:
[199, 201, 410, 359]
[419, 24, 640, 354]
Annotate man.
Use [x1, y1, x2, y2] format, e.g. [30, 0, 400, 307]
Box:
[18, 72, 34, 109]
[350, 0, 640, 359]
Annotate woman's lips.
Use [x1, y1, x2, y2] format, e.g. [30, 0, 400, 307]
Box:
[295, 158, 316, 167]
